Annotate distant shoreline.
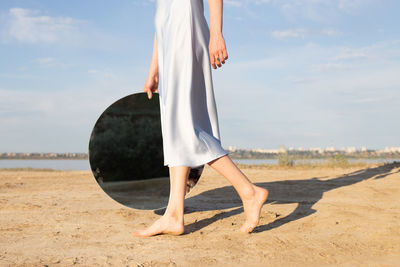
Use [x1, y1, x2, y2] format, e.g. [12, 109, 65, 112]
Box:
[1, 161, 399, 172]
[1, 155, 400, 160]
[0, 157, 88, 160]
[1, 148, 400, 161]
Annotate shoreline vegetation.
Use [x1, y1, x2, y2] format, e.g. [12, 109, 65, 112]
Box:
[1, 160, 399, 172]
[236, 160, 400, 170]
[1, 147, 399, 171]
[0, 153, 87, 160]
[1, 146, 400, 161]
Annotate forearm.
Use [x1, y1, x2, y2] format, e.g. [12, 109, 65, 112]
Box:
[208, 0, 223, 35]
[148, 32, 159, 76]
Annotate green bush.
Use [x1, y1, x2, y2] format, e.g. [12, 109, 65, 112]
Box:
[328, 153, 349, 167]
[277, 151, 295, 167]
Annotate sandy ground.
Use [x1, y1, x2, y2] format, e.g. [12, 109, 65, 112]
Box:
[1, 163, 400, 266]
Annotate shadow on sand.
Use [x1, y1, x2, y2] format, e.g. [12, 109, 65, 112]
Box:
[155, 162, 400, 234]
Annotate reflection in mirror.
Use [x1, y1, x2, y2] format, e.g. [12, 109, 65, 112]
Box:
[88, 93, 204, 210]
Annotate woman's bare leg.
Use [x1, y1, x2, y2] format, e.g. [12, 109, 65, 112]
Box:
[133, 166, 190, 237]
[208, 154, 269, 233]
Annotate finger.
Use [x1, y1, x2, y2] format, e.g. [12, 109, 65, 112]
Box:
[147, 90, 152, 99]
[210, 52, 216, 69]
[216, 55, 222, 67]
[218, 52, 225, 64]
[223, 49, 228, 61]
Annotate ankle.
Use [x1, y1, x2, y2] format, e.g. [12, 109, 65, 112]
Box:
[163, 210, 184, 222]
[241, 184, 256, 201]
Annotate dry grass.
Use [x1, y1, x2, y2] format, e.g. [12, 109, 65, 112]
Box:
[236, 160, 400, 170]
[0, 167, 59, 172]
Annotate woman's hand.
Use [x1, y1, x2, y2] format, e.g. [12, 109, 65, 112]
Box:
[209, 32, 228, 69]
[144, 32, 159, 99]
[143, 72, 159, 99]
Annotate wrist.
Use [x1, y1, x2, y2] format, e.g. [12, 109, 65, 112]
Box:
[210, 28, 223, 36]
[148, 69, 159, 77]
[149, 61, 159, 75]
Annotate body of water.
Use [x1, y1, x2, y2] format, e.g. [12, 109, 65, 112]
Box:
[0, 160, 91, 170]
[0, 158, 399, 171]
[234, 158, 400, 165]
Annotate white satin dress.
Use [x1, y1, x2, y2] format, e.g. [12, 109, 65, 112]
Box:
[154, 0, 229, 168]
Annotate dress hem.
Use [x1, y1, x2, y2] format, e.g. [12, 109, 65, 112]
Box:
[164, 151, 229, 168]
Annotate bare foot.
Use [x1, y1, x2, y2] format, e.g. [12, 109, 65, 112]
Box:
[240, 185, 269, 233]
[133, 215, 185, 237]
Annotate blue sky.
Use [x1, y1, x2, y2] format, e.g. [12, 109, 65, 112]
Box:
[0, 0, 399, 153]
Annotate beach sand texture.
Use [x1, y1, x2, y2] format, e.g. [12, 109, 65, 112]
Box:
[1, 163, 399, 266]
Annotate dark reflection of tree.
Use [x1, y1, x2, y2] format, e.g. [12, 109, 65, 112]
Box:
[89, 93, 169, 182]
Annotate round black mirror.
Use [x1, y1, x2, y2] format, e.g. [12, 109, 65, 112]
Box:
[88, 92, 204, 210]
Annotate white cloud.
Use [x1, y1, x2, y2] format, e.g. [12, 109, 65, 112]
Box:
[0, 8, 122, 50]
[333, 50, 367, 61]
[35, 57, 56, 65]
[224, 0, 272, 7]
[286, 76, 316, 84]
[271, 28, 341, 39]
[0, 72, 140, 152]
[320, 28, 341, 36]
[338, 0, 368, 13]
[141, 0, 155, 4]
[88, 69, 118, 79]
[228, 55, 290, 70]
[3, 8, 84, 44]
[271, 28, 308, 39]
[227, 0, 375, 22]
[310, 62, 353, 72]
[331, 40, 400, 63]
[350, 96, 390, 104]
[222, 39, 400, 94]
[32, 57, 73, 69]
[217, 39, 400, 149]
[224, 0, 242, 7]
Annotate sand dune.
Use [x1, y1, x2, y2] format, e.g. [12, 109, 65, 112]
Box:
[1, 163, 399, 266]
